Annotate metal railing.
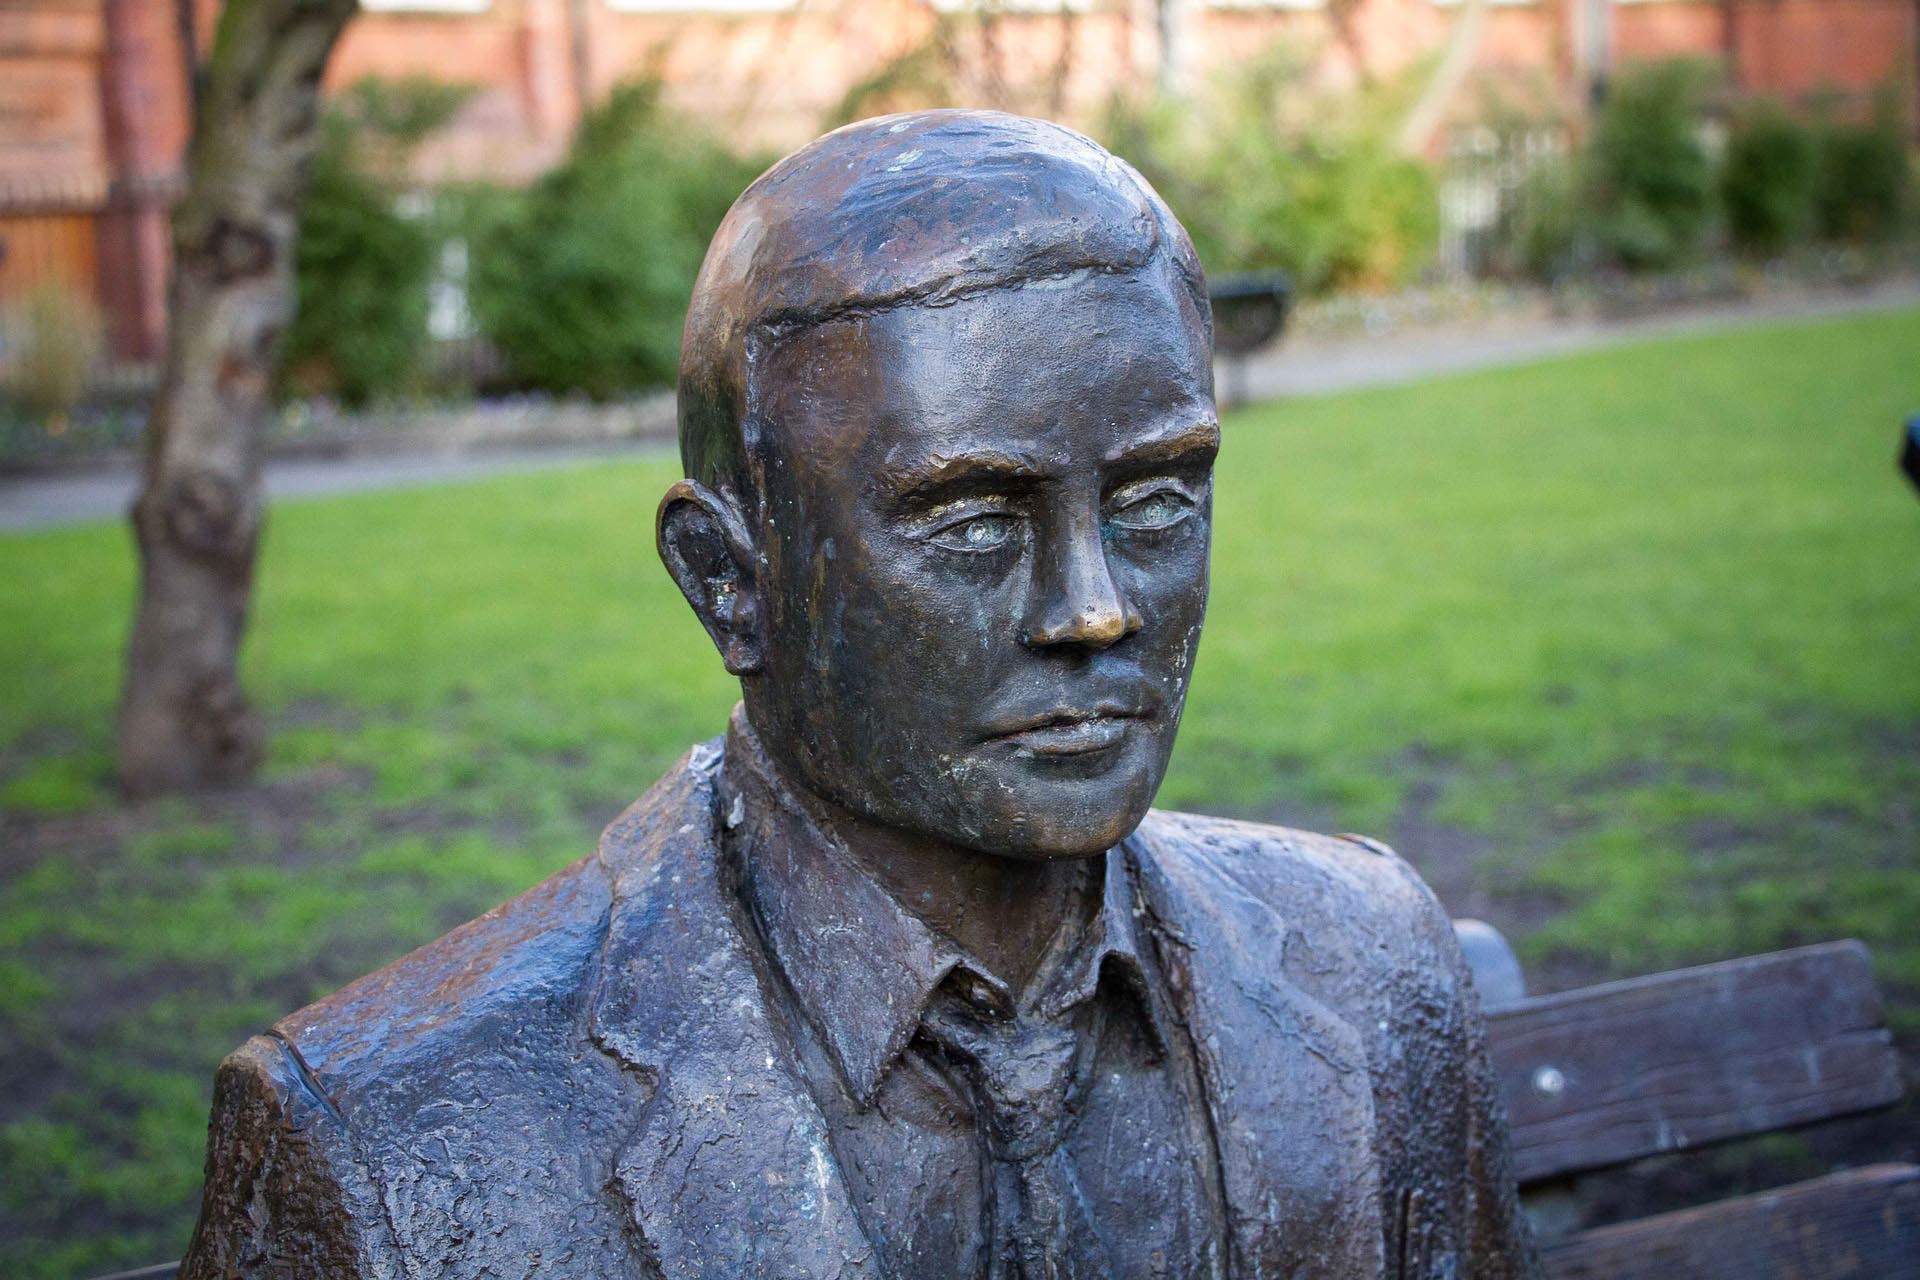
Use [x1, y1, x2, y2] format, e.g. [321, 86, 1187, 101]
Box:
[1436, 124, 1569, 279]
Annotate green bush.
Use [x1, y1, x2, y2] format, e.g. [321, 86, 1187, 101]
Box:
[283, 136, 434, 405]
[1105, 48, 1438, 295]
[1813, 93, 1911, 243]
[282, 78, 471, 406]
[1721, 100, 1817, 256]
[467, 83, 766, 398]
[2, 281, 102, 421]
[1585, 60, 1716, 270]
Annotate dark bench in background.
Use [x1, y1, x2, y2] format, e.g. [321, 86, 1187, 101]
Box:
[1458, 927, 1918, 1279]
[1208, 271, 1292, 409]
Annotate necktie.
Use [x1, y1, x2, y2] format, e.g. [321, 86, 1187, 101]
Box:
[922, 992, 1116, 1280]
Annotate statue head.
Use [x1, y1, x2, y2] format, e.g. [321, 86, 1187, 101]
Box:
[660, 109, 1217, 860]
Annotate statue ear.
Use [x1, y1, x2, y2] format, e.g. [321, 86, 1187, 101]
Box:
[657, 479, 764, 676]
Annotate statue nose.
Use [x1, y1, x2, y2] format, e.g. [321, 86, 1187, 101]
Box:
[1020, 529, 1142, 652]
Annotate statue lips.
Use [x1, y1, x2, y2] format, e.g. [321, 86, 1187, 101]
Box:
[982, 700, 1158, 759]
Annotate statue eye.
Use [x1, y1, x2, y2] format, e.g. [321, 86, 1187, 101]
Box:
[929, 512, 1019, 552]
[1110, 488, 1194, 532]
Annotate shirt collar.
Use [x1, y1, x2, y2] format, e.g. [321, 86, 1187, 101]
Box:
[720, 708, 1155, 1104]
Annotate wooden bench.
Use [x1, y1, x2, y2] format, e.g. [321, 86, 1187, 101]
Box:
[1457, 926, 1918, 1279]
[93, 933, 1916, 1280]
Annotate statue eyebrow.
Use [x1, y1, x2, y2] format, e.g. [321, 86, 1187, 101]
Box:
[877, 448, 1053, 503]
[1105, 421, 1222, 469]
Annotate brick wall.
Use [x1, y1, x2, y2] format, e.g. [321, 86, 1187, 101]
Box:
[147, 0, 1920, 186]
[0, 2, 109, 188]
[0, 0, 191, 360]
[1, 0, 1914, 364]
[1729, 0, 1917, 106]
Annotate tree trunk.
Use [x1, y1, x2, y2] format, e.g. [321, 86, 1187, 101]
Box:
[115, 0, 356, 796]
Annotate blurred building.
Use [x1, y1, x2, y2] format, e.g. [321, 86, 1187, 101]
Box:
[1, 0, 1916, 361]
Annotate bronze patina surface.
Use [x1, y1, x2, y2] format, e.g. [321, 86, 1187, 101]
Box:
[181, 110, 1539, 1280]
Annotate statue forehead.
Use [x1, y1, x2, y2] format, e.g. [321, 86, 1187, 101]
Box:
[762, 261, 1206, 405]
[754, 266, 1215, 476]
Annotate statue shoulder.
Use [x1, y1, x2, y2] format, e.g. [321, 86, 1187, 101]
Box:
[191, 852, 658, 1278]
[1135, 807, 1487, 1077]
[182, 1033, 389, 1277]
[1135, 807, 1453, 952]
[268, 853, 614, 1095]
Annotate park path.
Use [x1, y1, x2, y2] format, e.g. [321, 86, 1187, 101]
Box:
[0, 441, 675, 534]
[1221, 275, 1920, 403]
[5, 278, 1917, 533]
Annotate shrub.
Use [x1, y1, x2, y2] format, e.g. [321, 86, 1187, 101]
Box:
[2, 281, 103, 422]
[1585, 60, 1716, 270]
[1721, 100, 1817, 256]
[1813, 92, 1911, 243]
[467, 83, 766, 398]
[1105, 48, 1438, 294]
[282, 132, 435, 405]
[282, 78, 471, 406]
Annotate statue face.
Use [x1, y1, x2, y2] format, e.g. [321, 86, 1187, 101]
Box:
[743, 265, 1216, 858]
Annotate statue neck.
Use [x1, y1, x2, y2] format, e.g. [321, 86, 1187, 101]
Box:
[720, 708, 1096, 999]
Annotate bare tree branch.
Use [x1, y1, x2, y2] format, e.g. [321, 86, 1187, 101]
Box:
[1398, 0, 1493, 156]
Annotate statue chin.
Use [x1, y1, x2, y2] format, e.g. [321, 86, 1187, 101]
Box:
[842, 755, 1164, 863]
[942, 812, 1150, 864]
[961, 786, 1159, 863]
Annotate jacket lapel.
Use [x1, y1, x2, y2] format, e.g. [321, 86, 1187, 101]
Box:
[587, 744, 884, 1280]
[1130, 821, 1386, 1279]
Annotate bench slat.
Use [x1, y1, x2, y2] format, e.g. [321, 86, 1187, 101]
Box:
[1543, 1163, 1920, 1280]
[1487, 940, 1903, 1184]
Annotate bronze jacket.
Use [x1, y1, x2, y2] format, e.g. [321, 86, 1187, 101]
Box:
[181, 742, 1537, 1280]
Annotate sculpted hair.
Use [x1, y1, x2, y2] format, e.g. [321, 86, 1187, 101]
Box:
[676, 109, 1212, 502]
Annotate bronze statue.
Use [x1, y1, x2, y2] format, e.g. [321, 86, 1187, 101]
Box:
[182, 110, 1537, 1279]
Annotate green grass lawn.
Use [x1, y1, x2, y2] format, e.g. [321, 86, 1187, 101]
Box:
[4, 307, 1919, 1276]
